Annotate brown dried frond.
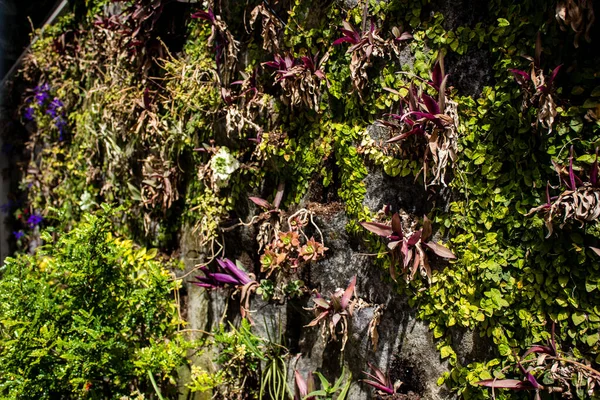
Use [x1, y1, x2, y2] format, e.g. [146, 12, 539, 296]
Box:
[556, 0, 595, 47]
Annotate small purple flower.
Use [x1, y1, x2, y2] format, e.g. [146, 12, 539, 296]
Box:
[46, 98, 64, 118]
[27, 214, 43, 228]
[33, 83, 51, 105]
[24, 107, 35, 121]
[13, 231, 24, 240]
[34, 91, 49, 105]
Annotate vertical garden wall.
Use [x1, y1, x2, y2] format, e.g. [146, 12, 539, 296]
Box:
[1, 0, 600, 399]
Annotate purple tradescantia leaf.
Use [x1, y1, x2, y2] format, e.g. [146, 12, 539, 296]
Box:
[362, 380, 395, 394]
[395, 32, 413, 41]
[422, 93, 440, 115]
[431, 61, 444, 90]
[360, 221, 394, 237]
[423, 242, 456, 259]
[313, 297, 330, 309]
[391, 213, 402, 236]
[249, 196, 273, 210]
[362, 363, 394, 394]
[518, 361, 541, 389]
[211, 272, 241, 285]
[191, 9, 215, 22]
[569, 146, 577, 190]
[219, 258, 252, 285]
[509, 69, 530, 81]
[340, 275, 356, 309]
[476, 379, 537, 390]
[523, 345, 556, 358]
[386, 126, 425, 143]
[406, 230, 422, 247]
[548, 64, 562, 86]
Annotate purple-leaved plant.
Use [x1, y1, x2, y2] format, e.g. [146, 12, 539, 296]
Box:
[192, 258, 258, 321]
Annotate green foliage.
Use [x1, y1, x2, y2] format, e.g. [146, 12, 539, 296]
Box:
[0, 206, 181, 399]
[188, 319, 290, 400]
[9, 0, 600, 398]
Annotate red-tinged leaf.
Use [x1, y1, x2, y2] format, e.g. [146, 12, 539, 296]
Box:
[211, 272, 241, 285]
[295, 371, 308, 397]
[391, 213, 402, 235]
[332, 313, 341, 328]
[362, 380, 395, 394]
[402, 246, 414, 269]
[548, 64, 562, 85]
[191, 282, 214, 288]
[341, 276, 357, 309]
[523, 345, 555, 358]
[408, 82, 418, 111]
[367, 363, 386, 383]
[406, 230, 422, 246]
[421, 216, 432, 241]
[273, 181, 285, 209]
[249, 196, 272, 210]
[191, 10, 215, 22]
[395, 32, 413, 41]
[525, 372, 541, 389]
[509, 69, 530, 81]
[422, 93, 440, 115]
[386, 126, 423, 143]
[361, 221, 393, 237]
[475, 379, 536, 390]
[569, 146, 577, 190]
[314, 70, 326, 80]
[410, 251, 420, 280]
[342, 20, 355, 32]
[423, 241, 456, 259]
[388, 240, 401, 250]
[333, 37, 355, 45]
[306, 311, 329, 327]
[263, 61, 281, 69]
[313, 297, 330, 309]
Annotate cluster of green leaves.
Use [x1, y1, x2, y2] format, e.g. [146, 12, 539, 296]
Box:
[187, 318, 290, 400]
[0, 205, 183, 399]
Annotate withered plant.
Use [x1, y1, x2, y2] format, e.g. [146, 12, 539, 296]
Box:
[556, 0, 595, 48]
[192, 9, 240, 84]
[333, 20, 411, 99]
[476, 324, 600, 398]
[306, 276, 357, 351]
[192, 258, 259, 321]
[263, 52, 328, 112]
[509, 35, 562, 133]
[250, 2, 283, 53]
[528, 146, 600, 236]
[378, 55, 458, 187]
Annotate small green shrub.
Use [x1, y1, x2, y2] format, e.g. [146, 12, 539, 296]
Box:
[0, 206, 182, 399]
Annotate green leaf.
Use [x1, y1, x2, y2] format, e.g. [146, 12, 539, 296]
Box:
[586, 333, 599, 347]
[497, 18, 510, 27]
[440, 345, 453, 359]
[572, 312, 587, 326]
